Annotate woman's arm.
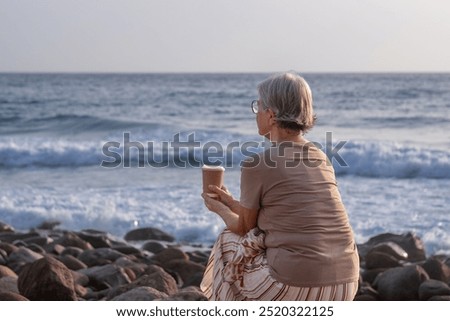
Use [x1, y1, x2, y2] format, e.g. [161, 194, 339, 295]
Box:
[202, 186, 259, 236]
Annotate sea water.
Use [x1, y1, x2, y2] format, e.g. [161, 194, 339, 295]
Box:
[0, 73, 449, 255]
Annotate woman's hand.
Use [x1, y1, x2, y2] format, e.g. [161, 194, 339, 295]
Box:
[202, 192, 231, 216]
[202, 191, 243, 235]
[208, 185, 240, 213]
[202, 185, 258, 236]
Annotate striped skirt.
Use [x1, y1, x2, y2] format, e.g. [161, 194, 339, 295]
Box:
[200, 228, 358, 301]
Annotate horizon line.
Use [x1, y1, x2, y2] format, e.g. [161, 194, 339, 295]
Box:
[1, 70, 450, 75]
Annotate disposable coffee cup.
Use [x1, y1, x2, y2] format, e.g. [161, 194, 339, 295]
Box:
[202, 165, 225, 199]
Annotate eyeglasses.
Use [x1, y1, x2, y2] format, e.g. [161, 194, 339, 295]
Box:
[251, 100, 260, 114]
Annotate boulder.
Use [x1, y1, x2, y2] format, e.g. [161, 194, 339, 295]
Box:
[0, 276, 19, 294]
[0, 265, 17, 278]
[0, 222, 14, 232]
[83, 288, 111, 301]
[113, 245, 142, 256]
[187, 251, 210, 265]
[365, 252, 402, 270]
[23, 236, 53, 247]
[374, 265, 429, 300]
[0, 250, 6, 265]
[107, 265, 178, 299]
[182, 271, 205, 288]
[152, 247, 189, 263]
[162, 259, 205, 285]
[0, 242, 18, 255]
[56, 254, 88, 271]
[421, 257, 450, 283]
[364, 241, 408, 270]
[75, 284, 89, 299]
[114, 257, 149, 278]
[7, 247, 44, 273]
[78, 264, 131, 289]
[111, 286, 168, 301]
[361, 268, 387, 285]
[0, 291, 29, 301]
[366, 242, 408, 260]
[55, 232, 93, 251]
[359, 232, 426, 262]
[164, 286, 208, 301]
[26, 244, 46, 255]
[0, 232, 40, 243]
[71, 270, 90, 287]
[418, 279, 450, 300]
[43, 243, 66, 255]
[124, 227, 175, 242]
[142, 241, 166, 254]
[354, 283, 379, 301]
[18, 256, 77, 300]
[77, 248, 125, 267]
[60, 246, 84, 258]
[75, 230, 112, 248]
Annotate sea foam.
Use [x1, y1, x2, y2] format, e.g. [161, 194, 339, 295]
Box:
[1, 134, 449, 179]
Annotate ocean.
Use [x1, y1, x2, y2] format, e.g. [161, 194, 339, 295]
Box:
[0, 73, 449, 255]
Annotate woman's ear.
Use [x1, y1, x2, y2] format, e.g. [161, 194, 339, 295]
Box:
[267, 109, 277, 126]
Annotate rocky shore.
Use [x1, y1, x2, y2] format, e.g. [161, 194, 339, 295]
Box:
[0, 221, 449, 301]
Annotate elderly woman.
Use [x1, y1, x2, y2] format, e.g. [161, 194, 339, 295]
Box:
[201, 72, 359, 301]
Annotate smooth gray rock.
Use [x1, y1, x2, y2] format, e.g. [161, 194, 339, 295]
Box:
[107, 265, 178, 299]
[418, 279, 450, 300]
[111, 286, 168, 301]
[55, 232, 93, 251]
[56, 254, 88, 271]
[77, 248, 125, 267]
[75, 230, 112, 248]
[7, 247, 44, 273]
[124, 227, 175, 242]
[60, 246, 84, 258]
[374, 265, 429, 300]
[164, 286, 208, 301]
[162, 259, 205, 285]
[0, 232, 39, 243]
[365, 252, 402, 270]
[79, 264, 131, 289]
[366, 242, 408, 260]
[142, 241, 166, 254]
[0, 242, 18, 255]
[421, 257, 450, 283]
[152, 247, 189, 263]
[359, 232, 426, 262]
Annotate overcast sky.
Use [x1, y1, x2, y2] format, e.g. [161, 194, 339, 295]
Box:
[1, 0, 449, 73]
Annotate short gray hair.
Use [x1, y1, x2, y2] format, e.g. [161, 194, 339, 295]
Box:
[257, 72, 316, 133]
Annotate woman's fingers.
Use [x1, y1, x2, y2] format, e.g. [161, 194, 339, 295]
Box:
[208, 185, 235, 207]
[208, 185, 219, 191]
[202, 192, 228, 214]
[202, 193, 214, 210]
[209, 185, 231, 197]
